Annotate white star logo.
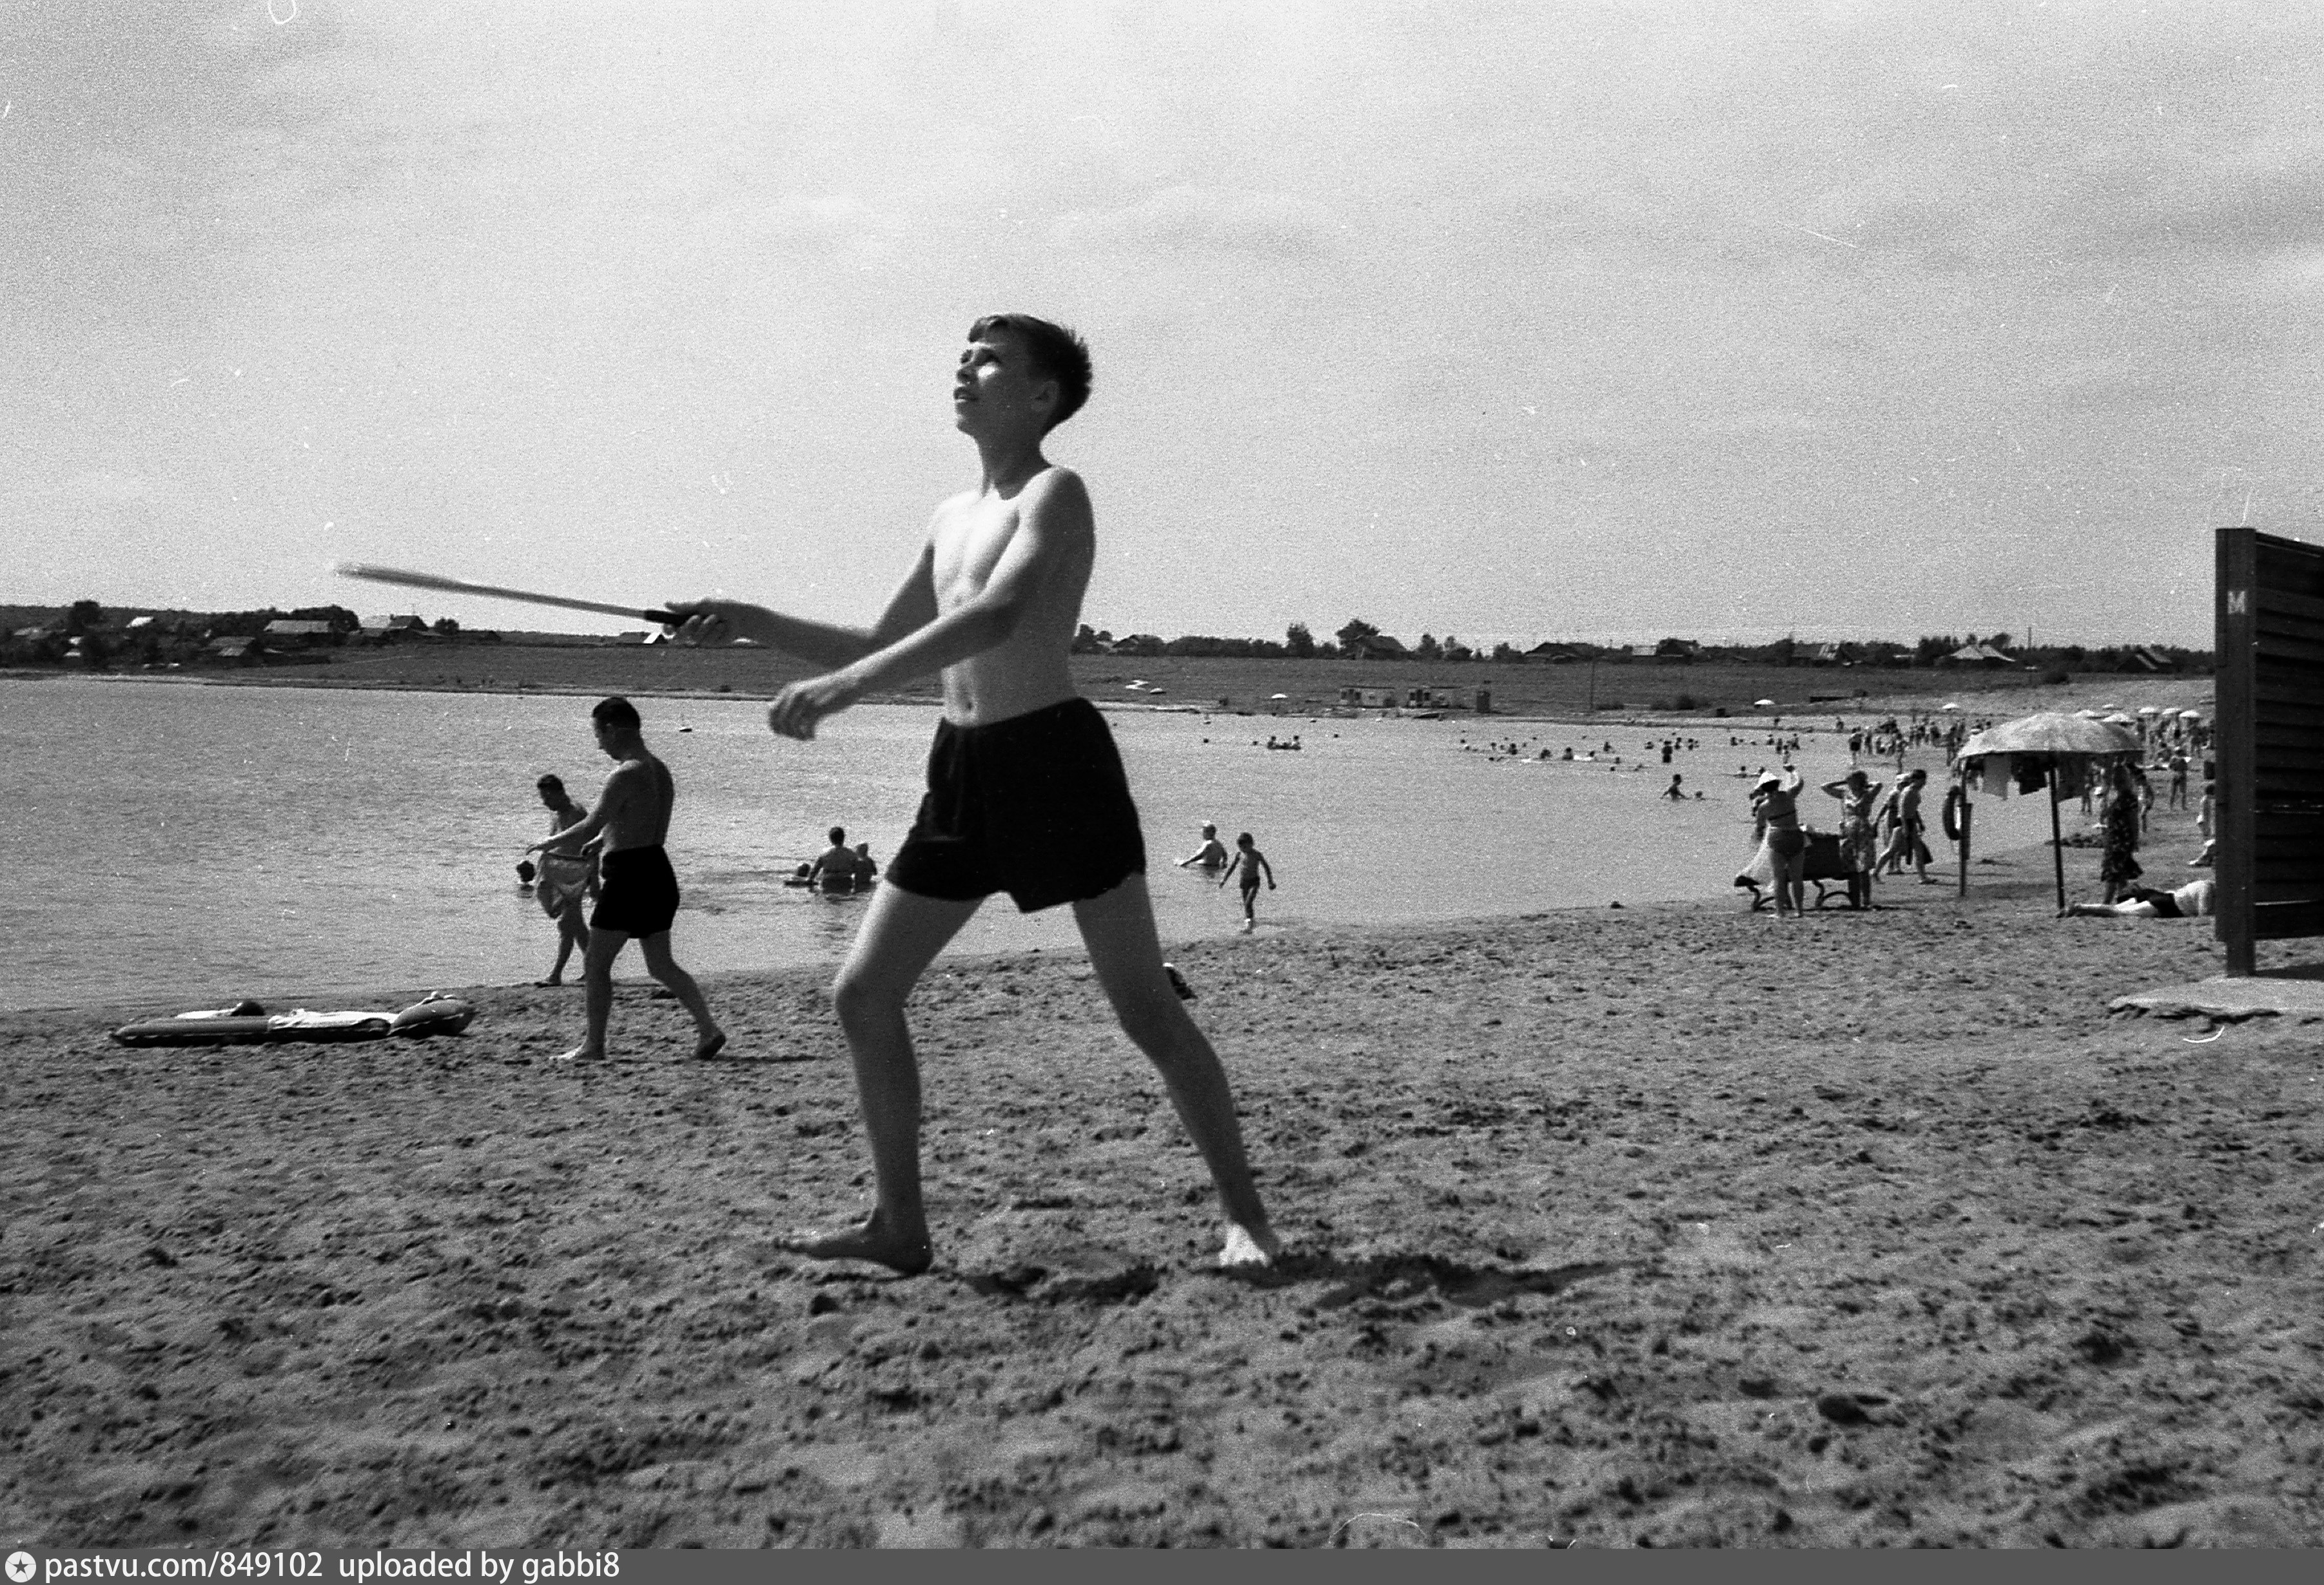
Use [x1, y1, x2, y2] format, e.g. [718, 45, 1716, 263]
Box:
[7, 1551, 37, 1584]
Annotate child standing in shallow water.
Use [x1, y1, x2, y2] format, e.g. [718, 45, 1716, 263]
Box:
[1220, 832, 1275, 933]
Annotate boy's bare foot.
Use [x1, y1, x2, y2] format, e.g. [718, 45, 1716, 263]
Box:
[535, 977, 563, 987]
[1218, 1221, 1281, 1269]
[776, 1211, 933, 1276]
[694, 1029, 728, 1060]
[550, 1045, 606, 1064]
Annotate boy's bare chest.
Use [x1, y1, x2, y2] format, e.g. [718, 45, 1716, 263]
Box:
[930, 498, 1022, 599]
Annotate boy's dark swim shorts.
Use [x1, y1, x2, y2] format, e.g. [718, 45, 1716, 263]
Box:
[592, 845, 681, 937]
[886, 697, 1147, 913]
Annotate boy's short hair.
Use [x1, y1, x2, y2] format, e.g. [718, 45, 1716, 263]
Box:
[828, 826, 846, 845]
[592, 695, 641, 731]
[536, 773, 565, 794]
[971, 313, 1091, 431]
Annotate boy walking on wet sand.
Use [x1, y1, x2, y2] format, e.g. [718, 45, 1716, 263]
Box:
[1219, 832, 1274, 933]
[667, 314, 1280, 1276]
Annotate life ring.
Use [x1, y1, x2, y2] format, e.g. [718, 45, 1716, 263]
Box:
[1941, 783, 1967, 844]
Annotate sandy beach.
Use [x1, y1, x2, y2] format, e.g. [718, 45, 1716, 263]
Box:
[6, 806, 2319, 1549]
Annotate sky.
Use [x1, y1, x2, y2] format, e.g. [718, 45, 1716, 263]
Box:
[6, 0, 2323, 649]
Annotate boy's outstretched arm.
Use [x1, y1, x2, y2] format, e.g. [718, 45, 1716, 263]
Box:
[769, 470, 1090, 739]
[665, 541, 943, 667]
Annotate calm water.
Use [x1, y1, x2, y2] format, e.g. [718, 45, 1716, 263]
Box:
[0, 679, 2047, 1011]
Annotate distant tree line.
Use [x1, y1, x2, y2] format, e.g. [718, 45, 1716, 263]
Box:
[0, 600, 477, 671]
[1070, 619, 2211, 673]
[3, 599, 2208, 676]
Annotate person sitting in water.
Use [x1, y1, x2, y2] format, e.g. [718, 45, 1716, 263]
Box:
[1662, 773, 1686, 801]
[806, 826, 860, 893]
[1178, 822, 1231, 870]
[852, 842, 879, 892]
[2064, 877, 2215, 919]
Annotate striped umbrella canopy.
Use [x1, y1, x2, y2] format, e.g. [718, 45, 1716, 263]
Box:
[1955, 711, 2142, 760]
[1954, 711, 2143, 909]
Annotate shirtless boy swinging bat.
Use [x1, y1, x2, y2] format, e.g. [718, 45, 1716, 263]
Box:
[665, 315, 1280, 1275]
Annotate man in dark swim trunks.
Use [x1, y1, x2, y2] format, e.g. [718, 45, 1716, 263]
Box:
[667, 313, 1279, 1276]
[525, 697, 727, 1064]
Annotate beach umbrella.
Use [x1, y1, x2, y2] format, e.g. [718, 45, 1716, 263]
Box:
[2179, 709, 2202, 719]
[1940, 701, 1962, 711]
[1953, 712, 2143, 909]
[1753, 697, 1776, 707]
[2104, 712, 2135, 724]
[2137, 705, 2160, 716]
[2075, 708, 2100, 718]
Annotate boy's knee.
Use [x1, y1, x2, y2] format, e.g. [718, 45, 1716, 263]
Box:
[1115, 993, 1194, 1055]
[832, 968, 899, 1026]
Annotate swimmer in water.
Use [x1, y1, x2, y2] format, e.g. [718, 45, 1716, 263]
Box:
[1178, 822, 1231, 870]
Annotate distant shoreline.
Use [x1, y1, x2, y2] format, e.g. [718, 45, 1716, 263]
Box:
[2, 648, 2214, 729]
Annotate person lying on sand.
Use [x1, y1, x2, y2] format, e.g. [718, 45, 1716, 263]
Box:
[2063, 878, 2214, 919]
[526, 697, 727, 1064]
[667, 313, 1280, 1276]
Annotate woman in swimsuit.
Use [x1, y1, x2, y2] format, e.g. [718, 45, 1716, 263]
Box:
[1820, 768, 1883, 908]
[1750, 769, 1807, 918]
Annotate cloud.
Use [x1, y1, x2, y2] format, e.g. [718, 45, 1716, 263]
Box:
[1053, 184, 1340, 258]
[54, 470, 164, 505]
[734, 193, 906, 260]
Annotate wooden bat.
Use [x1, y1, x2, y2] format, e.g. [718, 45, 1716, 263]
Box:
[335, 562, 678, 625]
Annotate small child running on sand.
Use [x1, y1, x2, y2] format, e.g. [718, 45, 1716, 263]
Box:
[1219, 832, 1275, 933]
